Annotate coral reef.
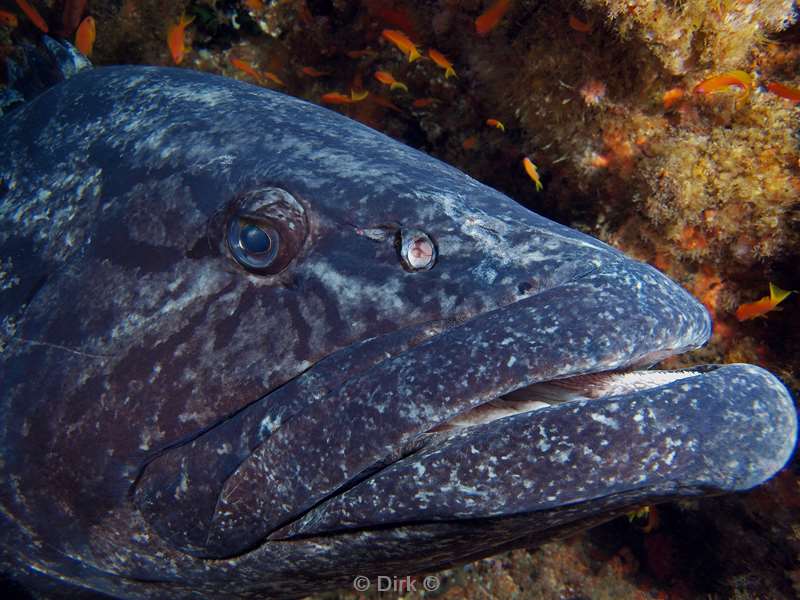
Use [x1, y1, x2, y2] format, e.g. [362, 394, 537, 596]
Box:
[582, 0, 796, 75]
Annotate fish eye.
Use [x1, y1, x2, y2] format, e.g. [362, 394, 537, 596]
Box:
[398, 228, 436, 271]
[227, 217, 280, 272]
[223, 187, 307, 275]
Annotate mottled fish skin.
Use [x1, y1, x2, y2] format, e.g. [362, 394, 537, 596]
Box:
[0, 66, 795, 599]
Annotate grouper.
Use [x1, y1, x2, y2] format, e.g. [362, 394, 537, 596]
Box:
[0, 40, 796, 598]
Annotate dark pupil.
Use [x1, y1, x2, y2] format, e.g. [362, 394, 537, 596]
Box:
[241, 224, 270, 253]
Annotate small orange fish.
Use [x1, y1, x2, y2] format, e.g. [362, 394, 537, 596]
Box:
[263, 71, 285, 87]
[735, 283, 792, 321]
[300, 66, 330, 77]
[486, 118, 505, 131]
[462, 136, 478, 150]
[694, 70, 752, 100]
[475, 0, 510, 36]
[662, 87, 684, 109]
[74, 16, 96, 57]
[428, 49, 456, 79]
[0, 10, 19, 28]
[167, 14, 194, 65]
[374, 71, 408, 92]
[321, 90, 369, 105]
[766, 81, 800, 104]
[321, 92, 353, 105]
[412, 97, 437, 108]
[382, 29, 421, 62]
[230, 56, 262, 82]
[15, 0, 47, 32]
[568, 15, 591, 33]
[522, 157, 543, 191]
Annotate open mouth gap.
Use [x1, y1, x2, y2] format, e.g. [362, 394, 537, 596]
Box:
[268, 366, 707, 542]
[427, 369, 702, 433]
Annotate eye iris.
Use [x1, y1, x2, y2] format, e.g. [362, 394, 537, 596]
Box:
[241, 224, 270, 254]
[227, 217, 280, 272]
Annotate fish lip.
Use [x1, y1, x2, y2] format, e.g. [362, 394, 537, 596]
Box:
[269, 363, 797, 542]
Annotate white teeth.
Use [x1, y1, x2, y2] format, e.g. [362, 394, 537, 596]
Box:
[428, 369, 702, 432]
[553, 370, 702, 398]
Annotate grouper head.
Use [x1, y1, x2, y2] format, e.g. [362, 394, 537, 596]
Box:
[0, 65, 795, 598]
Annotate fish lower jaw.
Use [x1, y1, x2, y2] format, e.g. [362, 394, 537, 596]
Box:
[428, 369, 703, 432]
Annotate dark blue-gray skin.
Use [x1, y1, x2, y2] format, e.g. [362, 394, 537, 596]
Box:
[0, 52, 796, 598]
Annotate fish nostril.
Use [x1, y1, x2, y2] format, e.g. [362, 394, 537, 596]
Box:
[398, 228, 437, 272]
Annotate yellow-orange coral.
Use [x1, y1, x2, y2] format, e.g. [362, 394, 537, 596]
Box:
[580, 0, 796, 74]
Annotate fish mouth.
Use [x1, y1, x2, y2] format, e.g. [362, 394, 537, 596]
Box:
[134, 260, 796, 560]
[270, 362, 795, 545]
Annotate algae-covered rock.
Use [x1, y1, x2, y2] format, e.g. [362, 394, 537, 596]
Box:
[583, 0, 797, 74]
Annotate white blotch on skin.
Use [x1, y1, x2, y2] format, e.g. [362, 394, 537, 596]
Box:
[589, 413, 619, 429]
[174, 470, 189, 500]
